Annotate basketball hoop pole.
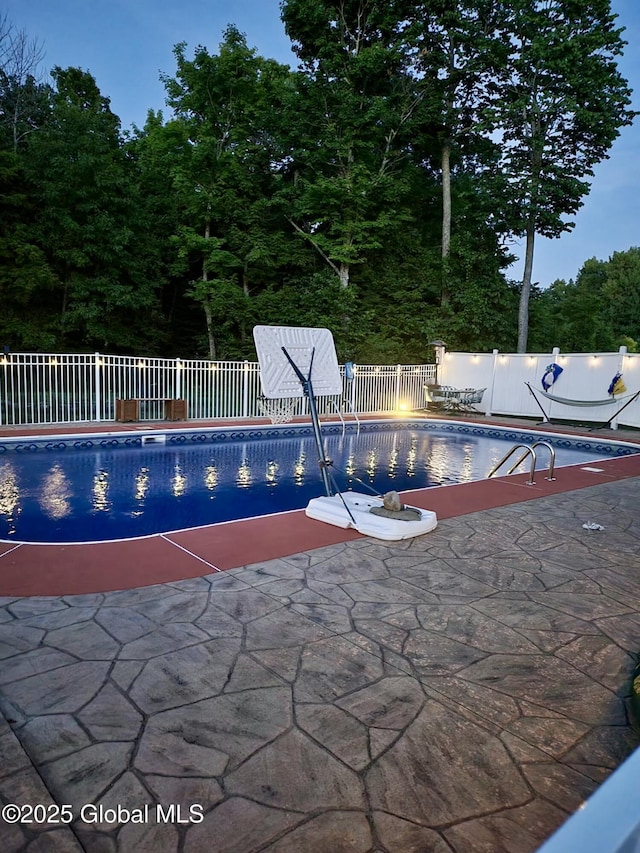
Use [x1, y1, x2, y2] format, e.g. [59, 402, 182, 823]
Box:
[281, 346, 332, 496]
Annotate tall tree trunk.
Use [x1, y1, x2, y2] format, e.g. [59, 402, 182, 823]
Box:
[204, 301, 215, 360]
[339, 262, 350, 289]
[203, 218, 216, 360]
[60, 276, 69, 327]
[441, 142, 451, 307]
[238, 267, 250, 348]
[12, 102, 20, 154]
[517, 212, 536, 353]
[518, 148, 543, 353]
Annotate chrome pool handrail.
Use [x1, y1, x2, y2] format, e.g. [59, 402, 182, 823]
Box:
[488, 440, 556, 485]
[329, 398, 361, 436]
[532, 440, 556, 481]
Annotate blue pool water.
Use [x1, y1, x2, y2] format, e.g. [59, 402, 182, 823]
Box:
[0, 422, 636, 543]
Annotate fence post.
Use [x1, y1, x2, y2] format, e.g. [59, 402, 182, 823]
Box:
[395, 364, 402, 411]
[486, 349, 499, 416]
[242, 361, 249, 418]
[0, 351, 6, 426]
[175, 358, 182, 400]
[611, 345, 628, 431]
[351, 365, 358, 414]
[94, 352, 101, 423]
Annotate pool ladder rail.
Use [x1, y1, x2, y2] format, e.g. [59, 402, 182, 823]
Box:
[329, 398, 361, 435]
[487, 441, 556, 485]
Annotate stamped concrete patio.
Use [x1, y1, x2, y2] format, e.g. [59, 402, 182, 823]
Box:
[1, 476, 640, 853]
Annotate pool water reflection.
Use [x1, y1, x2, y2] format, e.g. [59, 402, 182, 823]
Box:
[0, 428, 631, 543]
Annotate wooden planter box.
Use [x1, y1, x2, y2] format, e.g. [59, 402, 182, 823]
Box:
[115, 398, 187, 422]
[115, 399, 140, 422]
[164, 399, 187, 420]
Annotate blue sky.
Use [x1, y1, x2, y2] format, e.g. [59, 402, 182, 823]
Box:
[4, 0, 639, 289]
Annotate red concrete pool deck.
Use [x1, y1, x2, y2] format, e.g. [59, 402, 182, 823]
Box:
[1, 415, 640, 596]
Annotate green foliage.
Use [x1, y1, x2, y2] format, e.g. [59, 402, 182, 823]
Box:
[493, 0, 636, 350]
[0, 161, 59, 348]
[0, 5, 635, 361]
[0, 65, 167, 352]
[253, 272, 357, 359]
[160, 27, 293, 356]
[497, 0, 635, 234]
[529, 247, 640, 352]
[618, 336, 638, 353]
[603, 247, 640, 343]
[279, 0, 426, 290]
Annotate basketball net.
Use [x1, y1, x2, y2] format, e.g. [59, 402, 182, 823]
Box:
[257, 396, 297, 425]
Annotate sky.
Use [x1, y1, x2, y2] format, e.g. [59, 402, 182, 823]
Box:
[3, 0, 639, 289]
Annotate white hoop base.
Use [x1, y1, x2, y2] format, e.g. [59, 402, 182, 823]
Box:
[306, 493, 438, 541]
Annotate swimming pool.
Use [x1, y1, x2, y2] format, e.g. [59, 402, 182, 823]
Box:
[1, 420, 637, 543]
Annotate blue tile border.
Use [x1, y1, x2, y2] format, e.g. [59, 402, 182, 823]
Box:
[0, 419, 638, 458]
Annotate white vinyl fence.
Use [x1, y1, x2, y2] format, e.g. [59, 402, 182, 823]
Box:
[439, 346, 640, 430]
[0, 353, 437, 427]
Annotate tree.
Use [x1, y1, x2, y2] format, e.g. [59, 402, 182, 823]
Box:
[6, 6, 635, 362]
[539, 263, 617, 351]
[0, 13, 46, 152]
[603, 247, 640, 344]
[529, 247, 640, 353]
[22, 67, 164, 350]
[0, 18, 56, 348]
[279, 0, 423, 291]
[161, 27, 291, 358]
[496, 0, 635, 352]
[0, 146, 58, 348]
[409, 0, 510, 305]
[125, 111, 197, 355]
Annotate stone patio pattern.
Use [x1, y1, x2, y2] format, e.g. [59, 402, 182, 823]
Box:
[1, 477, 639, 853]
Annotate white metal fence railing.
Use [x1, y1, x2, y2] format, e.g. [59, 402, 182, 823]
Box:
[0, 352, 437, 427]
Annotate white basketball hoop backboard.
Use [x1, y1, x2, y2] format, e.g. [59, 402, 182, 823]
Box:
[253, 325, 342, 399]
[253, 324, 438, 541]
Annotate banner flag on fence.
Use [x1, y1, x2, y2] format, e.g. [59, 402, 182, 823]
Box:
[541, 363, 563, 391]
[608, 372, 627, 395]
